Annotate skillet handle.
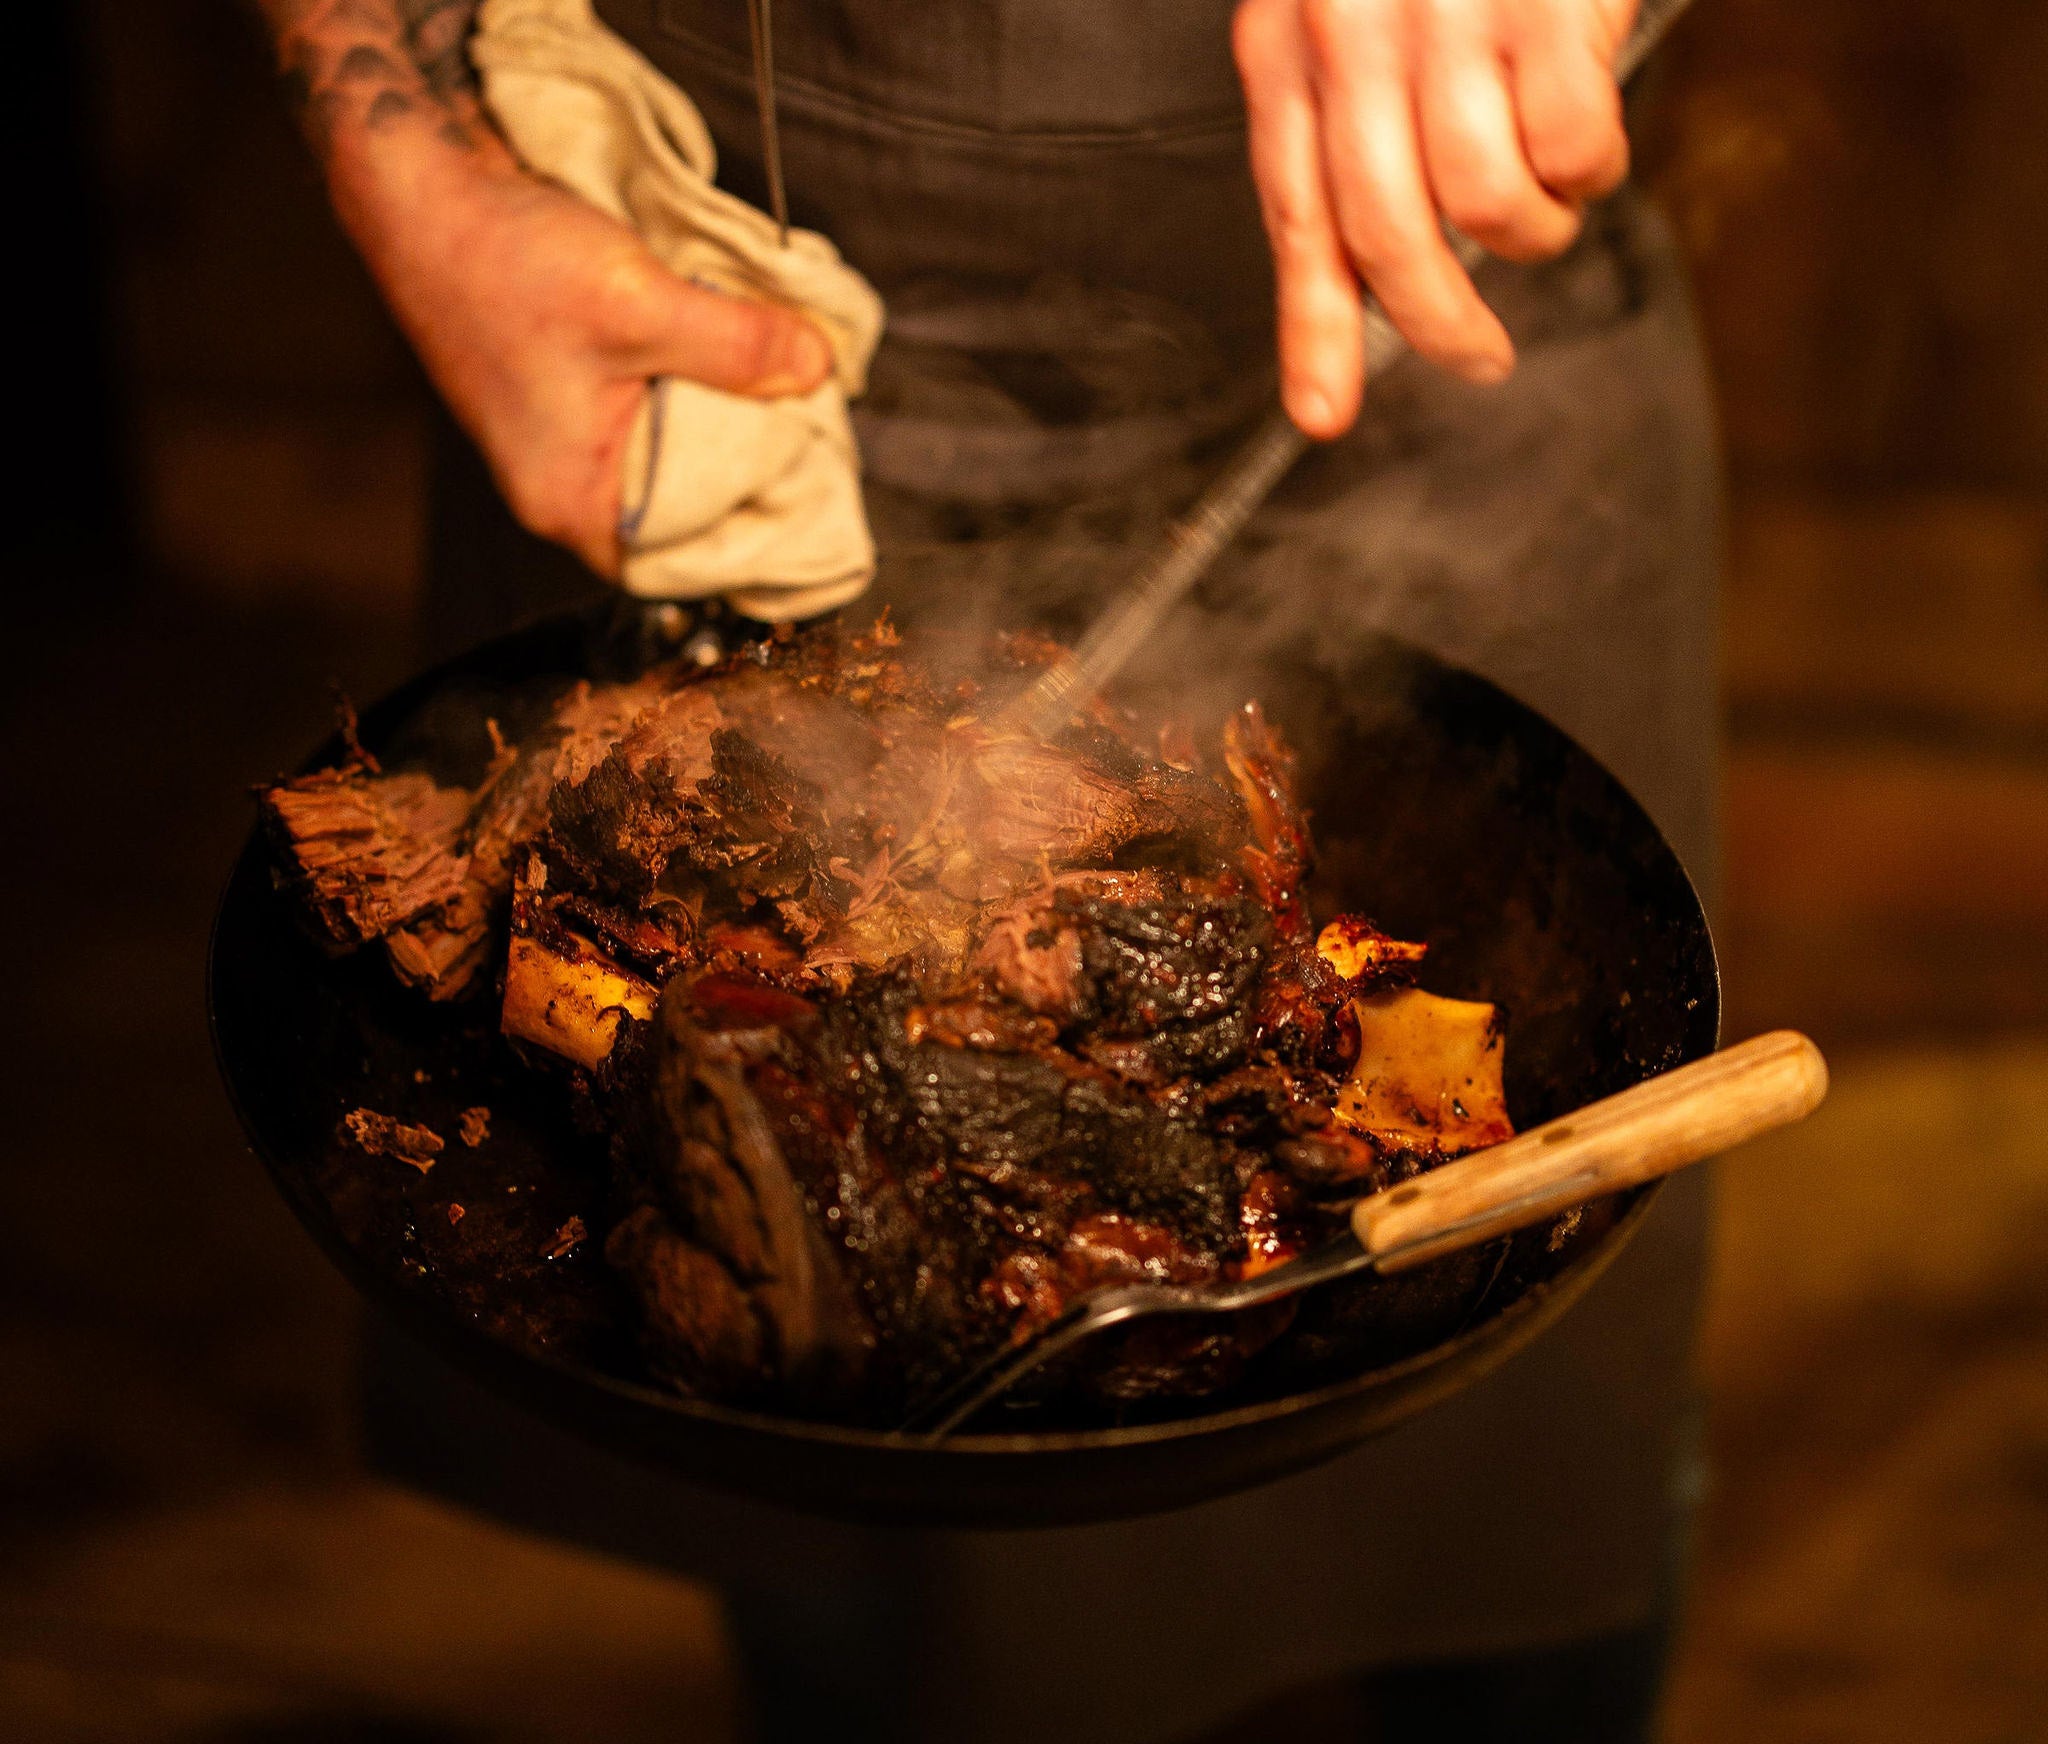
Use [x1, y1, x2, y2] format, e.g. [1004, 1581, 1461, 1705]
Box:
[1353, 1030, 1829, 1273]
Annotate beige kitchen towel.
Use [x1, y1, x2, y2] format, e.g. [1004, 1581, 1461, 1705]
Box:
[473, 0, 885, 620]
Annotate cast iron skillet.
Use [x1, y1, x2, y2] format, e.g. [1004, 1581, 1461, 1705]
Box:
[209, 601, 1718, 1528]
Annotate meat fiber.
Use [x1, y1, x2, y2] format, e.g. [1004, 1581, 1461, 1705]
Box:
[263, 678, 663, 999]
[263, 620, 1512, 1419]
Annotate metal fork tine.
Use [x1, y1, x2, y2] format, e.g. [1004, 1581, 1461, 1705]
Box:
[897, 1292, 1150, 1439]
[895, 1234, 1378, 1439]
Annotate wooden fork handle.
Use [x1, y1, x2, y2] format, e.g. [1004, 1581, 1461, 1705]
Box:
[1353, 1030, 1829, 1273]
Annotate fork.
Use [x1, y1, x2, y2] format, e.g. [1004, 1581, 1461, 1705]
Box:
[897, 1030, 1827, 1438]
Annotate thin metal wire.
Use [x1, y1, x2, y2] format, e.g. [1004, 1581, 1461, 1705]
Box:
[745, 0, 790, 245]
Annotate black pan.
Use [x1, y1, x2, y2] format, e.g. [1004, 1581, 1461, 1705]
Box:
[209, 602, 1718, 1528]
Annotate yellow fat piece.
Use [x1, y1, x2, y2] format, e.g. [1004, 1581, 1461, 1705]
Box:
[1315, 918, 1428, 980]
[1336, 986, 1514, 1155]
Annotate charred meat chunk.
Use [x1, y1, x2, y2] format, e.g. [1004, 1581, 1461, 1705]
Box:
[267, 618, 1512, 1420]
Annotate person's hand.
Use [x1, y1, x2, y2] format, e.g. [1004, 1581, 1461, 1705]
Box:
[1233, 0, 1637, 437]
[255, 0, 830, 578]
[341, 139, 831, 576]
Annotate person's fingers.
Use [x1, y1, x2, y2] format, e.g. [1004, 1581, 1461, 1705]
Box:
[1236, 0, 1366, 436]
[1506, 0, 1632, 202]
[1591, 0, 1640, 58]
[622, 263, 835, 398]
[1415, 9, 1580, 263]
[1304, 0, 1513, 381]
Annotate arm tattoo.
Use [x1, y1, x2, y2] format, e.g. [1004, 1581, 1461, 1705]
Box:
[253, 0, 484, 158]
[402, 0, 482, 100]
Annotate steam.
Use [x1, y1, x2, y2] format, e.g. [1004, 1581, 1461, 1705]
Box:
[855, 200, 1719, 867]
[359, 202, 1713, 882]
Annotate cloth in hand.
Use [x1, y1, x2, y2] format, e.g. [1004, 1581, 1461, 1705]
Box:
[473, 0, 885, 619]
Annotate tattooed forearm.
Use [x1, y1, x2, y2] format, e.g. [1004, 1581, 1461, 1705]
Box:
[403, 0, 482, 99]
[253, 0, 484, 159]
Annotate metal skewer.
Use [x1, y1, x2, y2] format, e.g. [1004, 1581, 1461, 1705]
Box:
[746, 0, 790, 245]
[1004, 0, 1695, 741]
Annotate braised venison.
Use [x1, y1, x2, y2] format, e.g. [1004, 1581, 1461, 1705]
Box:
[262, 621, 1512, 1419]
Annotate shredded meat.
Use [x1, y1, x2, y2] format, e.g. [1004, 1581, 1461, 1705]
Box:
[265, 769, 472, 954]
[270, 619, 1503, 1420]
[342, 1108, 445, 1173]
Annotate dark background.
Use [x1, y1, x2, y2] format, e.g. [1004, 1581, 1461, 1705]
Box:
[4, 1, 2046, 1738]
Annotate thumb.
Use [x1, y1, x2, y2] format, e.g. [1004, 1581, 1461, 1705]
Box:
[629, 270, 836, 400]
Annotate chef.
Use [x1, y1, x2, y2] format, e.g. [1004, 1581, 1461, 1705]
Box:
[257, 0, 1717, 1738]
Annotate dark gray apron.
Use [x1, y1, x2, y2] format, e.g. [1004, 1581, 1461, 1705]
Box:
[389, 6, 1722, 1737]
